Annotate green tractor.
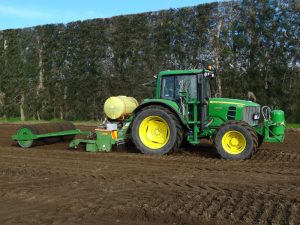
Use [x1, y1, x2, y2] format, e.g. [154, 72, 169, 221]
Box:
[129, 69, 285, 160]
[12, 69, 285, 160]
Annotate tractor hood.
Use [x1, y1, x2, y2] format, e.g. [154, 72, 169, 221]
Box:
[208, 98, 261, 126]
[209, 98, 260, 108]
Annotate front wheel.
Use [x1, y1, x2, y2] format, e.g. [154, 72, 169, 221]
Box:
[131, 106, 183, 155]
[214, 121, 258, 160]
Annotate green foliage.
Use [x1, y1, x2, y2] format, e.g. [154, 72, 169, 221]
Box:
[0, 0, 299, 122]
[4, 117, 23, 122]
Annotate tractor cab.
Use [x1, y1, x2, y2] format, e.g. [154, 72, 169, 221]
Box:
[156, 69, 213, 102]
[155, 69, 214, 134]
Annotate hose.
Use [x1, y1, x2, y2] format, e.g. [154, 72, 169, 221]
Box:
[262, 106, 271, 121]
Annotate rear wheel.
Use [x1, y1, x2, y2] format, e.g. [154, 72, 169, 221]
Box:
[132, 106, 183, 155]
[214, 121, 258, 160]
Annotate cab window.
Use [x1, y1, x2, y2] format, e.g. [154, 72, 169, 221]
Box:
[161, 75, 197, 100]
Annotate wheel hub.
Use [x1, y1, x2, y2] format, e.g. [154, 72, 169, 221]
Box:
[152, 128, 161, 137]
[16, 127, 34, 148]
[230, 138, 239, 146]
[139, 116, 170, 149]
[221, 131, 247, 155]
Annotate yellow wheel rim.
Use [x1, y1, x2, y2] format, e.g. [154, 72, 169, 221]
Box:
[139, 116, 170, 150]
[222, 131, 246, 155]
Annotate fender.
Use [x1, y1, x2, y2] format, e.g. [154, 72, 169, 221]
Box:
[132, 99, 185, 126]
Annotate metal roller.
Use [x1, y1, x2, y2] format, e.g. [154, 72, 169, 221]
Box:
[59, 122, 77, 141]
[12, 122, 80, 148]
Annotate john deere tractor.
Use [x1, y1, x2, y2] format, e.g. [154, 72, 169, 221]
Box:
[12, 69, 285, 160]
[129, 69, 285, 160]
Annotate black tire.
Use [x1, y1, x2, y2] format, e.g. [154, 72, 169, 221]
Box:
[214, 121, 258, 160]
[131, 105, 183, 155]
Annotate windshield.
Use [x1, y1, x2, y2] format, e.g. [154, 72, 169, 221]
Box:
[161, 75, 197, 100]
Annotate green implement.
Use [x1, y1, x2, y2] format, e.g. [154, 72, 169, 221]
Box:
[69, 129, 115, 152]
[12, 122, 89, 148]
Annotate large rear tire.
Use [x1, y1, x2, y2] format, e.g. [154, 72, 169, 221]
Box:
[131, 106, 183, 155]
[214, 121, 258, 160]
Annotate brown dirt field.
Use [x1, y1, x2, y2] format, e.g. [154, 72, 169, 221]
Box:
[0, 124, 299, 225]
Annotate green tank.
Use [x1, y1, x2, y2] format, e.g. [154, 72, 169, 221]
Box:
[271, 110, 285, 136]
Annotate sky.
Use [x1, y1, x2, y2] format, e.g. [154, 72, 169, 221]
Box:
[0, 0, 219, 30]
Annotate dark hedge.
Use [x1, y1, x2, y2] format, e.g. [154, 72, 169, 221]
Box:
[0, 0, 299, 122]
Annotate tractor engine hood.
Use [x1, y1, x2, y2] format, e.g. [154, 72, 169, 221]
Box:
[209, 98, 260, 108]
[208, 98, 261, 126]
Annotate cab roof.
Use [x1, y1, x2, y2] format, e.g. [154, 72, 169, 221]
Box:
[158, 69, 212, 76]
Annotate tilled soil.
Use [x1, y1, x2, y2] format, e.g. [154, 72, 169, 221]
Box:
[0, 124, 299, 225]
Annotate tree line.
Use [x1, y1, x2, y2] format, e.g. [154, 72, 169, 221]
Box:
[0, 0, 299, 122]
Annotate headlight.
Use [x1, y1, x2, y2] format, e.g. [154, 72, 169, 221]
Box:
[253, 113, 260, 120]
